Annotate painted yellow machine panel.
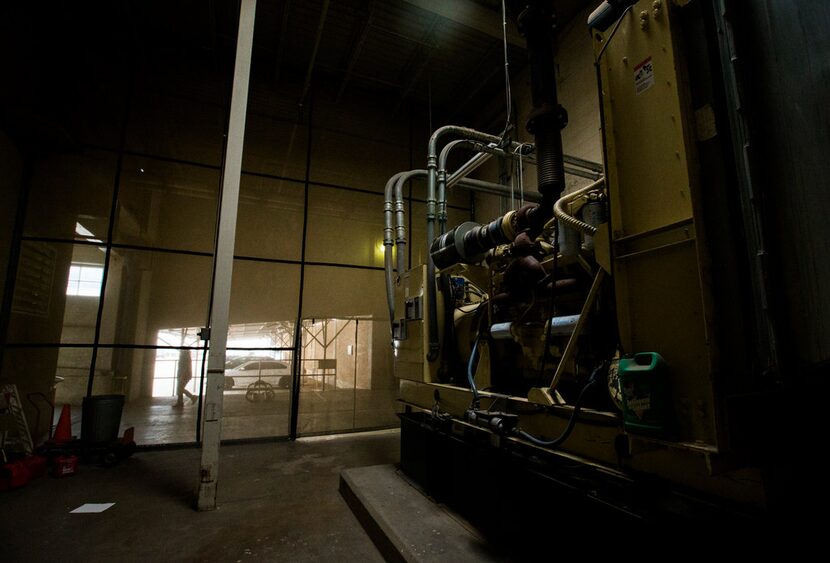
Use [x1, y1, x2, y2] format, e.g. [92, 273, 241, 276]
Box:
[600, 0, 694, 237]
[393, 265, 439, 383]
[597, 0, 720, 447]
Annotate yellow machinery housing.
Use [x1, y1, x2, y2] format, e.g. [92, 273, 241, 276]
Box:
[390, 0, 830, 523]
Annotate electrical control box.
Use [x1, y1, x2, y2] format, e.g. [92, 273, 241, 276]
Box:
[393, 265, 439, 383]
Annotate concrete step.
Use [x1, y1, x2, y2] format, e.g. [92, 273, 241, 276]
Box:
[340, 464, 505, 563]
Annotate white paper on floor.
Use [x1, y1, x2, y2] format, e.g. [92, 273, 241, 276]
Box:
[70, 503, 115, 514]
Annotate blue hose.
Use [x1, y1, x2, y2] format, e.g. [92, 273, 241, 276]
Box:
[514, 363, 605, 448]
[468, 336, 481, 403]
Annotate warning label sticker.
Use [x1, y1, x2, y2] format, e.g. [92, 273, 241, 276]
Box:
[634, 56, 655, 95]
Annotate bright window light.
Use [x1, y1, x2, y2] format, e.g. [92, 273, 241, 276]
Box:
[75, 222, 95, 237]
[66, 264, 103, 296]
[75, 222, 105, 251]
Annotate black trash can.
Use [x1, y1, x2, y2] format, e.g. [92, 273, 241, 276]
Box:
[81, 394, 125, 444]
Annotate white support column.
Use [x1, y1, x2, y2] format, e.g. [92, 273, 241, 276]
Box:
[197, 0, 257, 511]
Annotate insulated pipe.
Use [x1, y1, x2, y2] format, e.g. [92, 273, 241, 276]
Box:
[564, 154, 603, 173]
[394, 178, 408, 277]
[384, 171, 409, 328]
[552, 178, 606, 236]
[385, 169, 529, 332]
[458, 177, 542, 203]
[565, 165, 602, 181]
[447, 152, 493, 188]
[393, 170, 537, 262]
[446, 152, 603, 186]
[384, 243, 395, 329]
[427, 126, 504, 246]
[439, 140, 481, 235]
[396, 172, 528, 205]
[426, 126, 506, 360]
[438, 139, 531, 232]
[392, 170, 424, 276]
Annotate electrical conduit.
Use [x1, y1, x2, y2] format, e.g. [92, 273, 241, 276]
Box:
[552, 177, 605, 236]
[426, 126, 509, 360]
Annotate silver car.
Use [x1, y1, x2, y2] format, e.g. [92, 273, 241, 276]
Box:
[224, 359, 291, 391]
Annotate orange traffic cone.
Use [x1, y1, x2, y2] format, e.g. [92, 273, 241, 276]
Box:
[53, 404, 72, 443]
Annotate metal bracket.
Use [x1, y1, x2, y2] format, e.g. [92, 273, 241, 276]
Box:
[548, 268, 606, 392]
[527, 386, 567, 406]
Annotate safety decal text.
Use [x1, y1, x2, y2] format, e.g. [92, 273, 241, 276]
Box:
[634, 56, 655, 94]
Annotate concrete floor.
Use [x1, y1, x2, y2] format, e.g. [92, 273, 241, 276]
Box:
[60, 389, 400, 445]
[1, 430, 399, 562]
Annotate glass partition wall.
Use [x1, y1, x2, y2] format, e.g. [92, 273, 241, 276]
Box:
[2, 3, 474, 445]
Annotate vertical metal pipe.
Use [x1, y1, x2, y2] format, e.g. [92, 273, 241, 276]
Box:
[383, 172, 406, 328]
[437, 139, 472, 235]
[514, 1, 567, 202]
[384, 168, 523, 334]
[426, 126, 503, 360]
[394, 185, 407, 277]
[197, 0, 256, 512]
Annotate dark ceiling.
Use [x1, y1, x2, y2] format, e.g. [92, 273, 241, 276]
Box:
[129, 0, 594, 121]
[0, 0, 594, 145]
[251, 0, 594, 121]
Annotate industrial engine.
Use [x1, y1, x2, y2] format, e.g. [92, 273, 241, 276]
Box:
[383, 0, 830, 523]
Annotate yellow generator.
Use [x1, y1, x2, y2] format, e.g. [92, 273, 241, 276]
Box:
[386, 0, 830, 527]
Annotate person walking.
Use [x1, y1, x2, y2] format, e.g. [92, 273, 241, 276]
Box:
[174, 349, 197, 407]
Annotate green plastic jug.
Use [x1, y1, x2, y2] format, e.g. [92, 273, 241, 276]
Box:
[618, 352, 673, 438]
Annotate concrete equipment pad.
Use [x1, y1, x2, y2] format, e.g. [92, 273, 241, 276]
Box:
[340, 464, 504, 562]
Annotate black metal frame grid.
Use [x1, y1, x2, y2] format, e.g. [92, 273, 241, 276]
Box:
[0, 65, 472, 446]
